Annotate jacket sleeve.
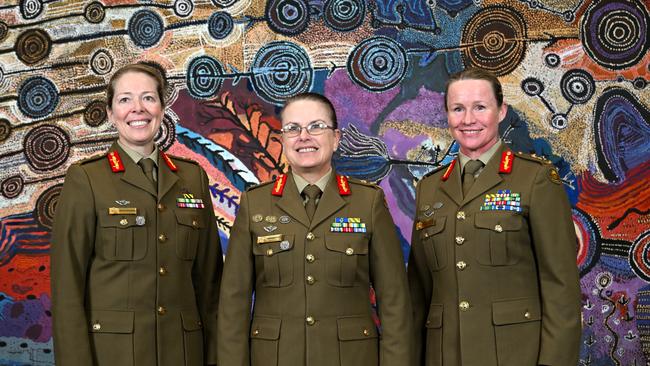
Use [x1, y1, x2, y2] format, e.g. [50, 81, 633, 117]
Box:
[407, 180, 432, 366]
[369, 188, 414, 366]
[51, 164, 96, 365]
[217, 191, 254, 366]
[193, 166, 224, 365]
[529, 164, 582, 366]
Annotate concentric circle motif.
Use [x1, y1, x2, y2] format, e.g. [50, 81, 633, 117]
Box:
[562, 10, 575, 23]
[154, 112, 178, 151]
[0, 118, 11, 142]
[211, 0, 238, 7]
[461, 6, 527, 76]
[0, 21, 8, 42]
[251, 41, 313, 104]
[84, 1, 105, 23]
[573, 208, 600, 276]
[128, 10, 165, 48]
[208, 11, 234, 40]
[186, 55, 225, 99]
[521, 77, 544, 96]
[23, 124, 71, 171]
[347, 35, 407, 91]
[19, 0, 43, 20]
[34, 184, 62, 229]
[90, 49, 113, 75]
[544, 53, 560, 68]
[323, 0, 365, 32]
[174, 0, 194, 17]
[83, 100, 107, 127]
[629, 231, 650, 282]
[560, 69, 595, 105]
[633, 77, 647, 89]
[15, 29, 52, 65]
[595, 271, 613, 288]
[18, 76, 59, 119]
[265, 0, 310, 36]
[550, 113, 568, 130]
[581, 0, 649, 69]
[1, 175, 24, 199]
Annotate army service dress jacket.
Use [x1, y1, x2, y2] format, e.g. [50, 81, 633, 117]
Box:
[408, 145, 581, 366]
[218, 172, 413, 366]
[51, 142, 223, 366]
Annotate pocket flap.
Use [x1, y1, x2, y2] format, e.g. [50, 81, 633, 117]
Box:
[250, 316, 281, 340]
[420, 217, 446, 238]
[475, 214, 522, 231]
[88, 310, 134, 333]
[98, 211, 143, 228]
[425, 304, 443, 329]
[492, 297, 541, 325]
[252, 235, 294, 256]
[181, 310, 203, 331]
[175, 211, 204, 229]
[325, 233, 369, 255]
[337, 316, 378, 340]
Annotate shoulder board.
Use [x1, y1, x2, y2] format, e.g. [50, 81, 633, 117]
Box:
[245, 179, 276, 192]
[77, 152, 105, 165]
[160, 152, 197, 165]
[346, 177, 379, 189]
[514, 151, 551, 165]
[422, 163, 449, 179]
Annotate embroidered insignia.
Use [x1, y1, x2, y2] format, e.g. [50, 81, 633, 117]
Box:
[336, 175, 351, 195]
[480, 190, 522, 212]
[499, 151, 514, 174]
[421, 204, 431, 211]
[177, 196, 205, 208]
[263, 225, 277, 233]
[279, 215, 291, 224]
[548, 168, 562, 185]
[330, 217, 367, 233]
[423, 210, 435, 218]
[432, 202, 443, 209]
[252, 214, 263, 223]
[115, 200, 130, 206]
[271, 174, 287, 196]
[265, 215, 277, 223]
[160, 151, 178, 171]
[441, 160, 456, 181]
[108, 207, 137, 215]
[107, 151, 125, 172]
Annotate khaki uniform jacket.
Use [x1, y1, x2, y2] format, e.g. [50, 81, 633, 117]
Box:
[51, 142, 222, 366]
[408, 145, 581, 366]
[218, 172, 413, 366]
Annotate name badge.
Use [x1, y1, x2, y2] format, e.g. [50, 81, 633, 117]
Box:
[415, 219, 434, 230]
[257, 234, 284, 244]
[108, 207, 137, 215]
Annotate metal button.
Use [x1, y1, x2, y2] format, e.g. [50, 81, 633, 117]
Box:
[306, 275, 315, 285]
[158, 234, 167, 242]
[306, 232, 315, 241]
[306, 254, 315, 263]
[363, 329, 370, 336]
[159, 266, 167, 276]
[456, 261, 467, 270]
[345, 248, 354, 256]
[197, 321, 202, 327]
[157, 203, 166, 212]
[456, 211, 466, 220]
[524, 311, 531, 319]
[459, 301, 470, 311]
[92, 322, 101, 331]
[252, 329, 260, 336]
[157, 306, 166, 315]
[455, 236, 465, 245]
[120, 218, 128, 226]
[306, 316, 315, 325]
[266, 248, 274, 256]
[494, 224, 503, 233]
[192, 220, 199, 228]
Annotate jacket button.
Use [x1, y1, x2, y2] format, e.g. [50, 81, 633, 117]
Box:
[363, 329, 370, 336]
[252, 329, 260, 336]
[157, 306, 166, 315]
[306, 232, 315, 241]
[92, 322, 101, 331]
[459, 301, 470, 311]
[306, 275, 315, 285]
[159, 266, 168, 276]
[158, 234, 167, 242]
[456, 211, 466, 220]
[345, 248, 354, 256]
[456, 261, 467, 270]
[192, 220, 199, 228]
[197, 321, 202, 327]
[306, 316, 315, 325]
[455, 236, 465, 245]
[306, 254, 315, 263]
[157, 203, 166, 212]
[494, 224, 503, 233]
[524, 311, 531, 319]
[120, 218, 128, 226]
[266, 248, 274, 256]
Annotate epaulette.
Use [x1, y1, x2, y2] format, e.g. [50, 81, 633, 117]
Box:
[245, 179, 276, 192]
[514, 151, 551, 165]
[347, 177, 379, 189]
[77, 153, 105, 165]
[422, 163, 450, 179]
[162, 153, 197, 165]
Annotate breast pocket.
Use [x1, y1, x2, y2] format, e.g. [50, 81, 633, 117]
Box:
[324, 233, 369, 287]
[475, 213, 524, 266]
[419, 217, 447, 271]
[175, 211, 204, 260]
[252, 235, 295, 287]
[98, 212, 147, 261]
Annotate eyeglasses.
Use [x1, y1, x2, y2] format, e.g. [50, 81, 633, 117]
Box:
[281, 121, 335, 137]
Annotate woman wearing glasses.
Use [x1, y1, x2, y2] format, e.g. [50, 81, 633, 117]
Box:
[218, 93, 412, 366]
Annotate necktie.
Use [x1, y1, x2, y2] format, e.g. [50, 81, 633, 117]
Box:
[462, 160, 484, 196]
[303, 184, 321, 221]
[138, 158, 157, 192]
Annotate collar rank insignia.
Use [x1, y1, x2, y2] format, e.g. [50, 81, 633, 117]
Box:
[177, 193, 204, 208]
[271, 174, 287, 196]
[330, 217, 366, 233]
[107, 151, 125, 172]
[441, 160, 456, 181]
[160, 151, 178, 171]
[499, 150, 514, 174]
[480, 190, 522, 212]
[336, 175, 351, 196]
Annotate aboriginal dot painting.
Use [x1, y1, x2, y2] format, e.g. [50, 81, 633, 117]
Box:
[0, 0, 648, 364]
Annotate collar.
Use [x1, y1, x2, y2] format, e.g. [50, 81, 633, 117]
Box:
[117, 140, 158, 167]
[292, 169, 333, 195]
[459, 139, 501, 171]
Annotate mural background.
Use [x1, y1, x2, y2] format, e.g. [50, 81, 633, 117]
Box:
[0, 0, 648, 364]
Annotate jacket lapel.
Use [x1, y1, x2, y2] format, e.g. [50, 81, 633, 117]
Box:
[275, 173, 310, 228]
[310, 173, 346, 229]
[440, 161, 463, 206]
[115, 144, 157, 197]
